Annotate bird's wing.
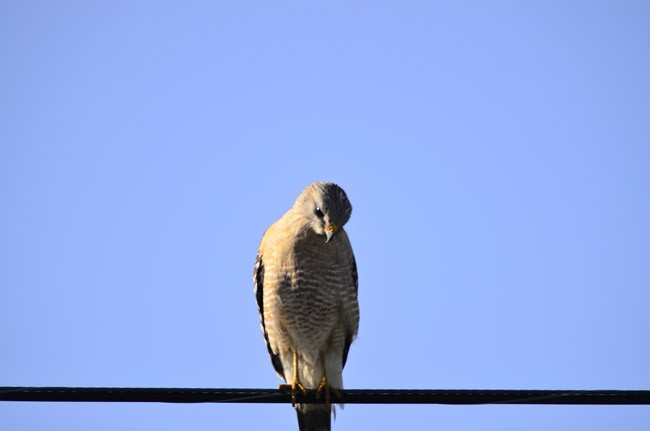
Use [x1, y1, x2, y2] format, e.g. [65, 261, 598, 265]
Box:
[342, 253, 359, 369]
[254, 253, 285, 379]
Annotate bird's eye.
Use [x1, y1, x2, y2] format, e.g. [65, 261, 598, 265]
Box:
[314, 205, 325, 218]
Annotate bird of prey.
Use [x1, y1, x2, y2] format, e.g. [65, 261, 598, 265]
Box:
[254, 182, 359, 431]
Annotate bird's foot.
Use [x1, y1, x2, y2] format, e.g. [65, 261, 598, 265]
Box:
[315, 376, 341, 409]
[279, 380, 308, 406]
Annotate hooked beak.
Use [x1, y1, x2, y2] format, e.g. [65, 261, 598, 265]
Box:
[325, 224, 339, 243]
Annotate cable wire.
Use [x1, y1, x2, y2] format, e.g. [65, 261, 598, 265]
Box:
[1, 387, 649, 405]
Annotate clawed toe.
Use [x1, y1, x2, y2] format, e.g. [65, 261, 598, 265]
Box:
[279, 381, 308, 406]
[315, 376, 341, 408]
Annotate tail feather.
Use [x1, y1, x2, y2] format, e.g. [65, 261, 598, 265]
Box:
[296, 404, 330, 431]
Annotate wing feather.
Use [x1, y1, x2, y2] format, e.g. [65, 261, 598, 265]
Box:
[254, 254, 285, 379]
[342, 254, 358, 369]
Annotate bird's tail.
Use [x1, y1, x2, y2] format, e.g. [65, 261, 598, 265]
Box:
[296, 404, 330, 431]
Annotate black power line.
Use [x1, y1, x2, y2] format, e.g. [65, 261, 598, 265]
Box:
[1, 387, 649, 405]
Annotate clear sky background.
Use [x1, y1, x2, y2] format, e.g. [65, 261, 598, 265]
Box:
[1, 1, 649, 430]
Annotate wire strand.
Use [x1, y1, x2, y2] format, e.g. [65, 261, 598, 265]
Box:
[1, 387, 649, 405]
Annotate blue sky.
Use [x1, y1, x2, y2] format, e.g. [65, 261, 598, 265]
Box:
[1, 1, 649, 429]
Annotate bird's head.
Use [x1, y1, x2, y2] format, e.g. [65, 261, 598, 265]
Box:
[295, 182, 352, 243]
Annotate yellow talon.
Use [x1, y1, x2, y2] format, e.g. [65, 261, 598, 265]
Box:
[279, 351, 308, 406]
[279, 381, 307, 406]
[315, 376, 330, 406]
[315, 375, 341, 409]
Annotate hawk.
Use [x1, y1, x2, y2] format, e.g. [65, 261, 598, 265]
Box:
[254, 182, 359, 431]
